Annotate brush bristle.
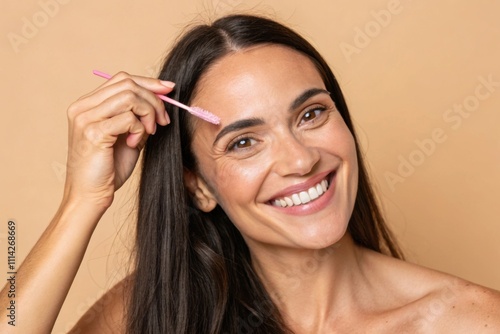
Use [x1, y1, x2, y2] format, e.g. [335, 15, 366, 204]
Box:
[189, 106, 220, 125]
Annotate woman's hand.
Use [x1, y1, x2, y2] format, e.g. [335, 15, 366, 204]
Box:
[0, 72, 174, 334]
[63, 71, 174, 209]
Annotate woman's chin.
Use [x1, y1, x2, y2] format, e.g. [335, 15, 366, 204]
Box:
[275, 220, 350, 251]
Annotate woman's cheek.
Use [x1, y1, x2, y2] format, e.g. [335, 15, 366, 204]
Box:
[212, 158, 270, 204]
[216, 159, 261, 188]
[332, 120, 357, 163]
[339, 127, 359, 206]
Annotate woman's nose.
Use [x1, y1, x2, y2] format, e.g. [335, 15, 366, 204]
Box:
[273, 134, 320, 177]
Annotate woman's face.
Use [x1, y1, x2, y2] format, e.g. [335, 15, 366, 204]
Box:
[189, 45, 358, 251]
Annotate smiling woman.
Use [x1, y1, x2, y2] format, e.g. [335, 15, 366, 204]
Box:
[1, 14, 499, 334]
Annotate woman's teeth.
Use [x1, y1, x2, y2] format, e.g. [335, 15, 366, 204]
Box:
[272, 179, 329, 208]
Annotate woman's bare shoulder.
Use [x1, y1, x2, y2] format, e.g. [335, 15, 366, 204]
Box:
[362, 248, 500, 332]
[432, 278, 500, 332]
[68, 274, 134, 334]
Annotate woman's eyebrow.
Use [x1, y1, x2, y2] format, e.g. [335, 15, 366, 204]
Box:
[289, 88, 331, 111]
[212, 88, 330, 147]
[213, 117, 265, 146]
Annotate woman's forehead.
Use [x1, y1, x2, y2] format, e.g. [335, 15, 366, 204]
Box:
[191, 45, 325, 115]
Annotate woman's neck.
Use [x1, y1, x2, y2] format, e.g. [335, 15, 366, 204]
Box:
[249, 233, 370, 332]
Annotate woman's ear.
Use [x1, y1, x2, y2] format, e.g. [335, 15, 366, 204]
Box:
[183, 168, 218, 212]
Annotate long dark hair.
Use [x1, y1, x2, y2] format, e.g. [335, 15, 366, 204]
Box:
[127, 14, 403, 333]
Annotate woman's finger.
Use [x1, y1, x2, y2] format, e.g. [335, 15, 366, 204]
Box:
[84, 89, 160, 135]
[77, 72, 174, 125]
[81, 71, 174, 98]
[85, 111, 148, 149]
[79, 79, 169, 126]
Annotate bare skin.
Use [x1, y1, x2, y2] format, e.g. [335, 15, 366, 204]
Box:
[70, 238, 500, 334]
[72, 240, 500, 333]
[1, 45, 499, 334]
[184, 45, 500, 332]
[0, 72, 172, 333]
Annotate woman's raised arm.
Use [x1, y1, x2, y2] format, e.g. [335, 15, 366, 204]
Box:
[0, 72, 174, 333]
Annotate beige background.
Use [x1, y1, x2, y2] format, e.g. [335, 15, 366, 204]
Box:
[1, 0, 499, 332]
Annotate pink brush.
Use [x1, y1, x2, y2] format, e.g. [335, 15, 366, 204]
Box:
[92, 70, 220, 125]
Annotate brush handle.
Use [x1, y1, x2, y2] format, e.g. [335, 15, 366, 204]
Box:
[92, 70, 192, 111]
[92, 70, 220, 124]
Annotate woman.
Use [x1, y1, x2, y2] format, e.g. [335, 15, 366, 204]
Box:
[1, 14, 499, 333]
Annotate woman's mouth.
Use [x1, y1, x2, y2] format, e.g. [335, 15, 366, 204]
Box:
[270, 173, 333, 208]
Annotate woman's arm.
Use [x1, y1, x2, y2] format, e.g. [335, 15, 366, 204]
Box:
[0, 200, 107, 333]
[0, 72, 173, 333]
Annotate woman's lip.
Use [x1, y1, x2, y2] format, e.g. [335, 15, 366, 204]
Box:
[267, 169, 336, 202]
[267, 172, 337, 216]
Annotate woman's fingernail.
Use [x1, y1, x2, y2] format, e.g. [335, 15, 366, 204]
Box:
[152, 123, 157, 135]
[160, 80, 176, 88]
[165, 111, 171, 124]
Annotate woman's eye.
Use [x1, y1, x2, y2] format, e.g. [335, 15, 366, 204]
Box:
[228, 137, 255, 151]
[299, 107, 326, 125]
